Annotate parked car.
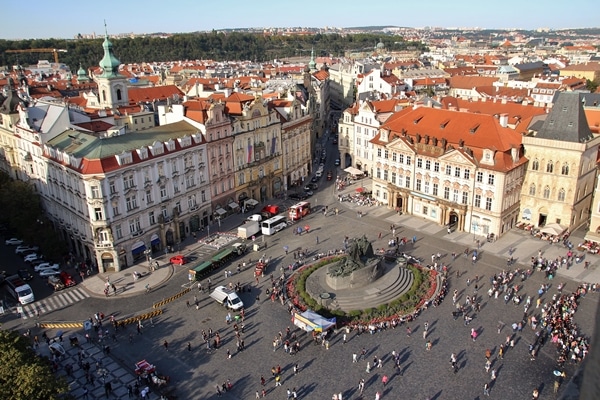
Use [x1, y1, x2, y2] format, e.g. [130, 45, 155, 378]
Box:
[332, 138, 338, 144]
[24, 253, 40, 263]
[246, 214, 263, 222]
[15, 245, 39, 255]
[327, 171, 333, 180]
[30, 259, 47, 267]
[289, 192, 309, 201]
[260, 204, 280, 219]
[47, 275, 65, 291]
[39, 268, 61, 277]
[170, 255, 187, 265]
[310, 175, 320, 183]
[59, 271, 76, 287]
[334, 158, 341, 166]
[4, 238, 23, 245]
[34, 262, 60, 272]
[17, 268, 33, 281]
[304, 183, 318, 191]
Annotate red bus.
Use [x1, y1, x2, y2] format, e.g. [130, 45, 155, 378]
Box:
[288, 201, 311, 221]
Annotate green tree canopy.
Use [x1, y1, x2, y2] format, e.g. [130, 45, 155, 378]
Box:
[0, 173, 68, 260]
[0, 330, 70, 400]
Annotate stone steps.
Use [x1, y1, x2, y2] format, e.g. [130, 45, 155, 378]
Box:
[332, 266, 414, 311]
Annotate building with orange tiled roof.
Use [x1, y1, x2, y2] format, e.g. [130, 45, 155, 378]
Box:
[339, 99, 407, 172]
[356, 69, 407, 101]
[369, 104, 527, 237]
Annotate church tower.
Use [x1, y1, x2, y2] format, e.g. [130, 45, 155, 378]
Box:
[94, 26, 128, 109]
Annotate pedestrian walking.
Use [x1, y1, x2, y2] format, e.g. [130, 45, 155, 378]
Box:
[352, 352, 358, 362]
[491, 369, 497, 381]
[366, 362, 371, 373]
[163, 340, 169, 351]
[483, 383, 490, 396]
[406, 326, 411, 337]
[187, 342, 192, 351]
[358, 379, 365, 395]
[382, 374, 388, 386]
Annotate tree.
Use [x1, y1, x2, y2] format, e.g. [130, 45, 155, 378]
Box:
[0, 330, 70, 400]
[586, 79, 599, 93]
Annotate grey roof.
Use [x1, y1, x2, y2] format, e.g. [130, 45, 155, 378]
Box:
[513, 61, 546, 72]
[47, 120, 201, 159]
[536, 92, 593, 143]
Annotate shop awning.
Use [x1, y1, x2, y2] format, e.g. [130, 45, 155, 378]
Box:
[215, 208, 227, 216]
[344, 166, 364, 176]
[292, 310, 336, 332]
[132, 241, 146, 255]
[244, 199, 259, 207]
[228, 202, 239, 210]
[150, 234, 160, 246]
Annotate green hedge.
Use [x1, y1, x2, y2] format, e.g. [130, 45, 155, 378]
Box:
[289, 257, 434, 324]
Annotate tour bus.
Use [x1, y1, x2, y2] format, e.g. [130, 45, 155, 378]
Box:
[288, 201, 311, 221]
[6, 275, 35, 304]
[261, 215, 288, 236]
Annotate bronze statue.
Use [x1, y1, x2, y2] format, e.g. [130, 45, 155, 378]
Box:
[328, 235, 377, 277]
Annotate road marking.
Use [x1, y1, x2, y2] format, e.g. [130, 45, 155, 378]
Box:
[21, 287, 90, 319]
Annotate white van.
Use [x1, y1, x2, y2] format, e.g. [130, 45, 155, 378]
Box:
[210, 286, 244, 310]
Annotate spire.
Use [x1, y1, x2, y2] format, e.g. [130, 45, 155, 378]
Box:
[308, 46, 316, 71]
[77, 63, 89, 83]
[98, 22, 122, 79]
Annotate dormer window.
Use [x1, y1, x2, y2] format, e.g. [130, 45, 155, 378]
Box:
[136, 147, 149, 160]
[150, 141, 164, 156]
[115, 151, 133, 165]
[165, 139, 176, 152]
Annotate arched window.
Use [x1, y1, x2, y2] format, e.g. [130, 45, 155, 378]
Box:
[546, 161, 554, 173]
[532, 159, 539, 171]
[561, 164, 569, 175]
[116, 88, 122, 101]
[558, 188, 566, 202]
[529, 184, 536, 196]
[102, 89, 106, 102]
[543, 186, 551, 199]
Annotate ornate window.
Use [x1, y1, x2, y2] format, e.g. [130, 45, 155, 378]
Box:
[546, 161, 554, 173]
[558, 188, 566, 202]
[529, 184, 536, 196]
[543, 186, 551, 199]
[531, 159, 539, 171]
[561, 164, 569, 176]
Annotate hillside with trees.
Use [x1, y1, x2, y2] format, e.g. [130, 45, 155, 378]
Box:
[0, 32, 427, 72]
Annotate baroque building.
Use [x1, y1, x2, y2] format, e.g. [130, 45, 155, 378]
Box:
[370, 105, 526, 238]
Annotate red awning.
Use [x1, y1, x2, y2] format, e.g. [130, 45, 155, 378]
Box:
[355, 187, 364, 193]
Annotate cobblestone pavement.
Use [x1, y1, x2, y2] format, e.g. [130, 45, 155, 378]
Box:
[6, 177, 600, 400]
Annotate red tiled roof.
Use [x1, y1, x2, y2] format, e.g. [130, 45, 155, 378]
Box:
[449, 76, 499, 89]
[439, 97, 547, 126]
[375, 106, 525, 171]
[128, 85, 184, 104]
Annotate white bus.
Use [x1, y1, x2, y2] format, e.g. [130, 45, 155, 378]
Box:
[261, 215, 288, 236]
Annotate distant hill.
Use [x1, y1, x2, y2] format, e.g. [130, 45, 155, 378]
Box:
[0, 32, 427, 71]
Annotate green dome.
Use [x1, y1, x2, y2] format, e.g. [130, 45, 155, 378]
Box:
[77, 64, 89, 82]
[98, 35, 122, 78]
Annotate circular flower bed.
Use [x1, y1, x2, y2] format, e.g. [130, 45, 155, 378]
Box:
[285, 256, 438, 325]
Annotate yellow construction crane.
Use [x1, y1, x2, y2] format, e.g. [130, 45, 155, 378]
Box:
[5, 48, 67, 63]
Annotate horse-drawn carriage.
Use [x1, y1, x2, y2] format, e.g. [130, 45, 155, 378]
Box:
[135, 360, 170, 388]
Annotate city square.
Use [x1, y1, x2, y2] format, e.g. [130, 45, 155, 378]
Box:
[4, 180, 599, 399]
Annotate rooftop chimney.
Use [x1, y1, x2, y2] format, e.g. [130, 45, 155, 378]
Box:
[499, 113, 509, 127]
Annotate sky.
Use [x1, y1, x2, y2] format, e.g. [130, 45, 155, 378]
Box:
[1, 0, 597, 40]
